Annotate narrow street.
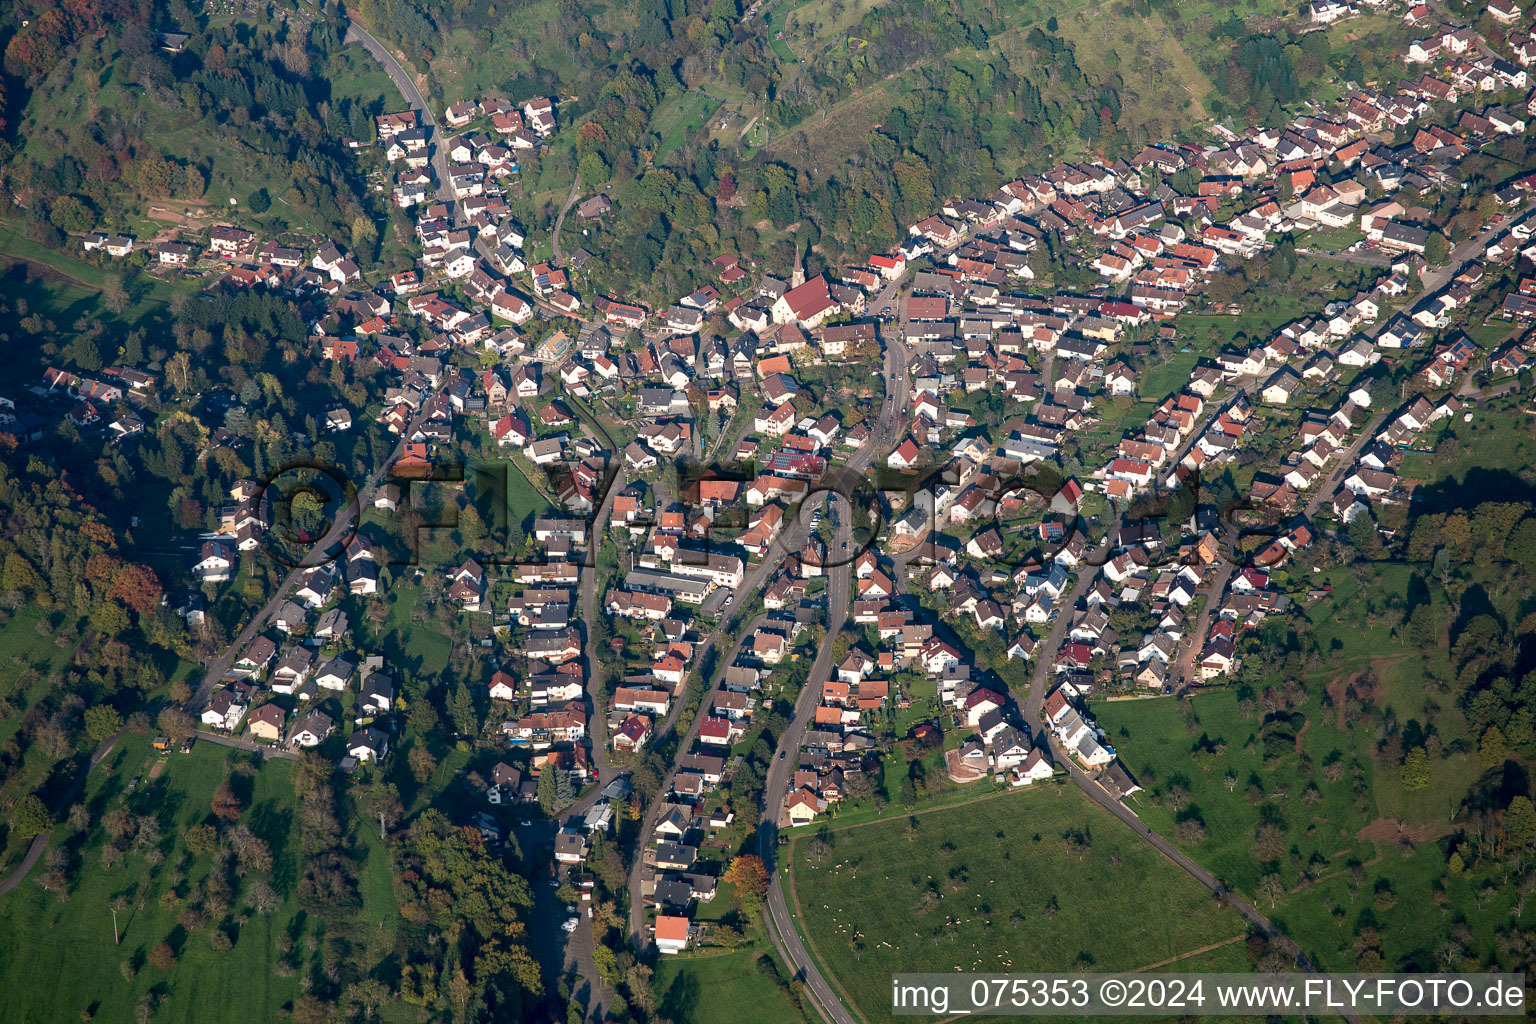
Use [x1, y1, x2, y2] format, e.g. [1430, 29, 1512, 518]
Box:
[191, 388, 445, 710]
[580, 467, 625, 774]
[754, 499, 855, 1024]
[344, 21, 453, 202]
[625, 612, 767, 943]
[745, 275, 914, 1021]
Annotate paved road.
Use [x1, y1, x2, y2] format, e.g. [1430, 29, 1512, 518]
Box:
[345, 21, 453, 203]
[745, 273, 915, 1021]
[191, 391, 444, 710]
[1419, 202, 1534, 295]
[581, 469, 624, 774]
[192, 729, 300, 761]
[1007, 390, 1389, 1020]
[192, 16, 467, 709]
[1022, 561, 1364, 1022]
[754, 498, 855, 1024]
[1023, 201, 1530, 988]
[620, 339, 918, 939]
[1039, 731, 1364, 1024]
[625, 612, 767, 943]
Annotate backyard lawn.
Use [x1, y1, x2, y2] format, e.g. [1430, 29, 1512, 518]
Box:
[1138, 352, 1200, 403]
[785, 785, 1247, 1023]
[372, 582, 453, 677]
[654, 947, 807, 1024]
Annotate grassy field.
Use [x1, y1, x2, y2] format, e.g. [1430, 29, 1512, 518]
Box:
[1046, 2, 1212, 125]
[0, 606, 79, 871]
[323, 48, 400, 119]
[1097, 690, 1385, 893]
[1092, 584, 1501, 976]
[1296, 223, 1366, 252]
[372, 582, 454, 677]
[420, 16, 584, 107]
[760, 0, 1227, 166]
[0, 224, 189, 315]
[506, 462, 557, 540]
[0, 735, 402, 1024]
[1420, 402, 1536, 478]
[654, 92, 722, 164]
[779, 0, 886, 56]
[654, 947, 807, 1024]
[785, 785, 1246, 1023]
[1137, 352, 1200, 403]
[0, 606, 74, 751]
[761, 78, 903, 163]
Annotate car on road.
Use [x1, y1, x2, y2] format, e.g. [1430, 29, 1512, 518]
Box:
[779, 750, 786, 759]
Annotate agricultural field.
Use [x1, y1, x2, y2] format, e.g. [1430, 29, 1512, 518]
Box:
[785, 785, 1248, 1023]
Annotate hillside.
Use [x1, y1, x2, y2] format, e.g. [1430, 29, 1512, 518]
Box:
[339, 0, 1419, 307]
[3, 6, 396, 251]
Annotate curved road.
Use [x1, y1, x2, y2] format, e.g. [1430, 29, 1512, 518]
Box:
[0, 729, 125, 898]
[754, 499, 855, 1024]
[624, 609, 769, 943]
[344, 22, 613, 1008]
[621, 299, 916, 946]
[1005, 387, 1377, 1018]
[190, 19, 465, 710]
[191, 388, 445, 709]
[346, 20, 454, 203]
[747, 293, 913, 1022]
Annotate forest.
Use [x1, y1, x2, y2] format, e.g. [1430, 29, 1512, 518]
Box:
[2, 0, 387, 248]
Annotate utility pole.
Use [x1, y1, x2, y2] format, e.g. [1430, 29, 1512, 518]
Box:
[111, 906, 120, 945]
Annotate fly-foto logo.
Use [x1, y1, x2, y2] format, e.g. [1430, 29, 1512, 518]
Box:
[239, 453, 1307, 574]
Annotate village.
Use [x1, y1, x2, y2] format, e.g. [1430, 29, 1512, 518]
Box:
[18, 0, 1536, 981]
